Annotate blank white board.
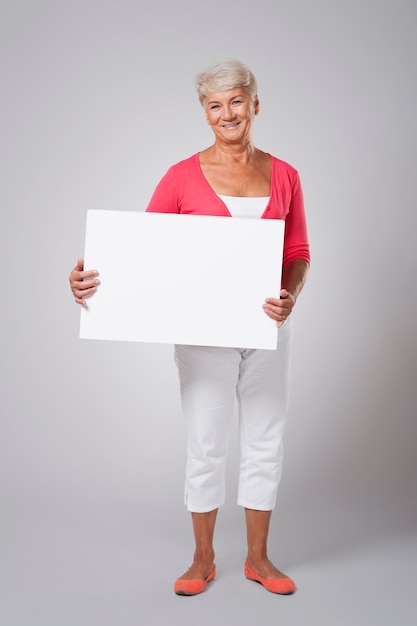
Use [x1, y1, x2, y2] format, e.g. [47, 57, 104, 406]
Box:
[80, 210, 284, 349]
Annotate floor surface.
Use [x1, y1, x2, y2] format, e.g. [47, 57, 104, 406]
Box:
[1, 495, 416, 626]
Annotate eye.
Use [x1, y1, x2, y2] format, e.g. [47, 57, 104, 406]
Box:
[210, 104, 220, 110]
[232, 99, 242, 105]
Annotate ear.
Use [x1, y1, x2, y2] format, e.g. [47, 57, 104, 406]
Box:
[254, 96, 260, 115]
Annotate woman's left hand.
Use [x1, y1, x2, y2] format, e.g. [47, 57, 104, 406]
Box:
[263, 289, 295, 327]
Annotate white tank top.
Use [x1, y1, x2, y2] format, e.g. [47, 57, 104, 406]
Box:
[217, 195, 270, 219]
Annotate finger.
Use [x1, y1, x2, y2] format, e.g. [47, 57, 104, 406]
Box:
[72, 258, 84, 272]
[78, 269, 99, 280]
[69, 272, 99, 291]
[263, 302, 291, 325]
[73, 285, 97, 299]
[276, 313, 290, 327]
[263, 302, 288, 315]
[263, 308, 285, 322]
[264, 291, 289, 305]
[71, 275, 99, 295]
[264, 297, 280, 306]
[73, 279, 99, 294]
[73, 276, 100, 290]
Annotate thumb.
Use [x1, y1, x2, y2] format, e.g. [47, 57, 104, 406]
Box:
[75, 258, 84, 271]
[280, 288, 288, 299]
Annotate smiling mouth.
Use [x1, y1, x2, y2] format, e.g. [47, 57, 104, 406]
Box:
[222, 122, 240, 128]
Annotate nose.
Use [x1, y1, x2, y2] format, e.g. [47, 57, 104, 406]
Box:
[222, 104, 235, 120]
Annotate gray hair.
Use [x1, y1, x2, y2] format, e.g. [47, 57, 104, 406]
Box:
[195, 58, 258, 105]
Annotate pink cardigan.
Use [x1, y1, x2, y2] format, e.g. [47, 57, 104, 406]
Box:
[146, 153, 310, 267]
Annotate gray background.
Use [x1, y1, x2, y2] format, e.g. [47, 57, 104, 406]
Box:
[1, 0, 416, 624]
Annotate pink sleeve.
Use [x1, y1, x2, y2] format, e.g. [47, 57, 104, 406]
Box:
[145, 167, 181, 213]
[282, 171, 310, 267]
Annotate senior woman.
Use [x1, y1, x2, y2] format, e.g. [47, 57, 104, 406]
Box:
[70, 58, 309, 596]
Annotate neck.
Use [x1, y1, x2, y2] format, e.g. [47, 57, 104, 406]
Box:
[210, 139, 257, 163]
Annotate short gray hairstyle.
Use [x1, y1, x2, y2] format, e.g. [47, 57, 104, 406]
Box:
[195, 58, 258, 105]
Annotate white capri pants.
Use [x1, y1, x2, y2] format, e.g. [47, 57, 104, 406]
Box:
[174, 319, 292, 513]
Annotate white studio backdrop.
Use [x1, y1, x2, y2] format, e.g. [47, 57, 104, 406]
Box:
[1, 3, 416, 621]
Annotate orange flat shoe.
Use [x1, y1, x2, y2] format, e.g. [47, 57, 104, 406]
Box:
[244, 560, 296, 595]
[174, 564, 216, 596]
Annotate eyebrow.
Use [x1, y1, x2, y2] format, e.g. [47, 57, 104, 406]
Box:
[207, 94, 246, 105]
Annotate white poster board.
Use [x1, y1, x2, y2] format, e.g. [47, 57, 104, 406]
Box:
[80, 210, 284, 350]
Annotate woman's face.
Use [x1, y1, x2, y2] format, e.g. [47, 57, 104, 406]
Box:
[203, 88, 259, 145]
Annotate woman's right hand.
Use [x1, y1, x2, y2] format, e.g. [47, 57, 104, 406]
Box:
[69, 258, 100, 305]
